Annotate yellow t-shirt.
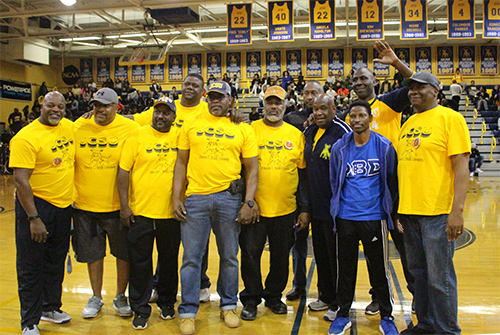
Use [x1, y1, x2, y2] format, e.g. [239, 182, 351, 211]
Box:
[253, 120, 306, 217]
[74, 115, 140, 212]
[178, 109, 258, 196]
[9, 118, 75, 208]
[369, 98, 402, 148]
[119, 126, 178, 219]
[133, 100, 208, 128]
[397, 105, 471, 215]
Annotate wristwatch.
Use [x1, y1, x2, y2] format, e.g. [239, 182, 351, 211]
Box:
[28, 214, 41, 221]
[243, 200, 254, 208]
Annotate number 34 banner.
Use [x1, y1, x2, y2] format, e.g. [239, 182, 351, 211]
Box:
[356, 0, 384, 40]
[399, 0, 428, 39]
[227, 4, 252, 45]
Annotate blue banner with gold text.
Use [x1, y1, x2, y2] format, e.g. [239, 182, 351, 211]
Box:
[480, 45, 498, 75]
[400, 0, 428, 39]
[150, 64, 164, 82]
[373, 49, 389, 76]
[268, 1, 294, 42]
[168, 55, 183, 81]
[97, 58, 110, 83]
[447, 0, 475, 39]
[415, 47, 432, 72]
[226, 52, 242, 78]
[266, 51, 282, 77]
[328, 49, 344, 74]
[286, 50, 302, 77]
[227, 4, 252, 45]
[437, 46, 454, 75]
[484, 0, 500, 39]
[352, 48, 368, 70]
[306, 49, 322, 77]
[394, 48, 410, 68]
[356, 0, 384, 40]
[187, 53, 202, 76]
[246, 52, 262, 79]
[207, 53, 222, 79]
[80, 58, 93, 82]
[114, 57, 128, 81]
[131, 65, 145, 82]
[309, 1, 336, 41]
[458, 46, 475, 75]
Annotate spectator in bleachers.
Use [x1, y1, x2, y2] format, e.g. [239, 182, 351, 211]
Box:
[334, 70, 344, 85]
[259, 85, 268, 108]
[261, 73, 271, 87]
[326, 70, 335, 87]
[230, 74, 240, 92]
[150, 80, 162, 99]
[491, 84, 499, 107]
[466, 80, 478, 105]
[250, 74, 262, 96]
[450, 79, 462, 111]
[391, 80, 400, 91]
[469, 143, 484, 176]
[249, 107, 261, 122]
[169, 86, 180, 100]
[452, 68, 466, 89]
[104, 78, 114, 89]
[128, 88, 140, 104]
[344, 69, 354, 90]
[379, 79, 392, 95]
[326, 85, 337, 99]
[476, 86, 490, 111]
[122, 78, 130, 94]
[296, 72, 305, 94]
[222, 73, 231, 84]
[394, 70, 404, 87]
[337, 83, 349, 105]
[207, 74, 217, 88]
[281, 71, 294, 90]
[144, 92, 154, 109]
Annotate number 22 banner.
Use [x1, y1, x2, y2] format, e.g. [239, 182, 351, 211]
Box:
[227, 4, 252, 45]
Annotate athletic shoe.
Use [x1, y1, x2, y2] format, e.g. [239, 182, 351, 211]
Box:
[328, 316, 352, 335]
[308, 299, 329, 311]
[220, 309, 241, 328]
[159, 305, 175, 320]
[286, 287, 306, 301]
[400, 325, 436, 334]
[82, 296, 104, 318]
[113, 294, 133, 317]
[132, 315, 148, 330]
[41, 310, 71, 324]
[199, 288, 211, 303]
[323, 308, 338, 322]
[22, 325, 40, 335]
[365, 300, 380, 315]
[380, 316, 399, 335]
[475, 168, 483, 173]
[149, 289, 158, 303]
[179, 317, 195, 335]
[469, 172, 475, 177]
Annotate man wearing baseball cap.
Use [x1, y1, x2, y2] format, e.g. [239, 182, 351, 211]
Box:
[239, 86, 307, 321]
[398, 71, 470, 335]
[173, 80, 259, 334]
[73, 87, 140, 319]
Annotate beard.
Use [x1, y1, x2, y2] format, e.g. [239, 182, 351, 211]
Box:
[265, 114, 282, 123]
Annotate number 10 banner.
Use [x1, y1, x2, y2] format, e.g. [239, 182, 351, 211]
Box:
[399, 0, 428, 39]
[227, 4, 252, 45]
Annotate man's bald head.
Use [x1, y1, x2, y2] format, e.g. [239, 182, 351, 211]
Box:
[313, 93, 336, 128]
[302, 80, 324, 109]
[352, 67, 376, 101]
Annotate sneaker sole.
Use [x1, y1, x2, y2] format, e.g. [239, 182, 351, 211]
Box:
[132, 323, 148, 330]
[40, 316, 71, 324]
[365, 310, 380, 315]
[156, 306, 176, 320]
[309, 305, 329, 311]
[329, 321, 352, 335]
[82, 311, 100, 319]
[113, 303, 133, 317]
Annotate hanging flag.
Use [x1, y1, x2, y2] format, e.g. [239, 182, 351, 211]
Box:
[328, 49, 344, 75]
[399, 0, 428, 39]
[246, 52, 262, 78]
[309, 0, 336, 41]
[352, 48, 368, 70]
[480, 45, 498, 74]
[227, 4, 252, 45]
[394, 48, 410, 68]
[356, 0, 384, 41]
[226, 52, 242, 78]
[306, 49, 322, 77]
[131, 65, 146, 82]
[415, 47, 432, 72]
[207, 53, 222, 79]
[447, 0, 475, 39]
[80, 58, 93, 82]
[266, 51, 282, 77]
[286, 50, 302, 77]
[114, 57, 128, 81]
[437, 46, 454, 75]
[187, 53, 202, 76]
[458, 46, 476, 75]
[268, 1, 294, 42]
[373, 49, 390, 76]
[97, 57, 110, 83]
[168, 55, 184, 81]
[484, 0, 500, 38]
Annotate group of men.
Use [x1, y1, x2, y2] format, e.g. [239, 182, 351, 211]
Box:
[11, 42, 470, 335]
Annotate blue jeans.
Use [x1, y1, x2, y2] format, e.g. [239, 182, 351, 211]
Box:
[178, 190, 242, 318]
[401, 214, 461, 334]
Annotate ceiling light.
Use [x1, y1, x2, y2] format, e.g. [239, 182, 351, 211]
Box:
[60, 0, 76, 6]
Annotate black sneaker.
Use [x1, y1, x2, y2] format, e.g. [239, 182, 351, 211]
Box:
[365, 300, 380, 315]
[132, 315, 148, 330]
[160, 305, 175, 320]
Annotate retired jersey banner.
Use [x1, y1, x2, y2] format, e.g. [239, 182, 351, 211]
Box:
[227, 4, 252, 45]
[447, 0, 475, 39]
[458, 46, 475, 75]
[352, 48, 368, 70]
[114, 57, 128, 81]
[437, 46, 454, 74]
[484, 0, 500, 38]
[226, 52, 242, 78]
[480, 45, 498, 74]
[266, 51, 282, 77]
[415, 47, 432, 72]
[207, 53, 222, 79]
[268, 1, 294, 42]
[373, 49, 390, 76]
[97, 58, 110, 83]
[306, 49, 322, 77]
[309, 1, 336, 41]
[187, 53, 202, 76]
[246, 52, 262, 78]
[0, 79, 31, 102]
[150, 64, 164, 82]
[394, 48, 410, 68]
[399, 0, 428, 39]
[168, 55, 183, 81]
[286, 50, 302, 77]
[328, 49, 344, 74]
[80, 58, 93, 81]
[131, 65, 145, 82]
[356, 0, 384, 40]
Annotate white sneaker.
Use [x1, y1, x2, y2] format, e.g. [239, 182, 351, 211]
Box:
[469, 172, 474, 177]
[41, 310, 71, 323]
[199, 288, 211, 303]
[22, 325, 40, 335]
[308, 299, 329, 311]
[323, 308, 338, 321]
[475, 168, 483, 173]
[82, 296, 104, 318]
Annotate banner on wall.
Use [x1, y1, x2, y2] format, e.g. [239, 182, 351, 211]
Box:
[399, 0, 428, 39]
[0, 79, 31, 101]
[187, 53, 202, 75]
[97, 57, 110, 83]
[328, 49, 344, 74]
[286, 50, 302, 77]
[266, 51, 282, 77]
[415, 47, 432, 72]
[356, 0, 384, 40]
[114, 57, 128, 81]
[150, 64, 164, 82]
[131, 65, 146, 82]
[394, 48, 410, 68]
[268, 1, 294, 42]
[352, 48, 368, 70]
[80, 58, 93, 81]
[227, 4, 252, 45]
[246, 52, 262, 79]
[447, 0, 475, 39]
[458, 46, 475, 75]
[437, 46, 454, 74]
[480, 45, 498, 74]
[207, 53, 222, 79]
[484, 0, 500, 39]
[226, 52, 242, 78]
[306, 49, 322, 77]
[168, 55, 183, 81]
[309, 0, 336, 41]
[373, 49, 390, 76]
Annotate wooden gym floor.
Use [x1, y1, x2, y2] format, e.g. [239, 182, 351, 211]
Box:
[0, 175, 499, 335]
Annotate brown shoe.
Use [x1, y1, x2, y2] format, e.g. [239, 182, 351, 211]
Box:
[220, 309, 241, 328]
[179, 317, 195, 335]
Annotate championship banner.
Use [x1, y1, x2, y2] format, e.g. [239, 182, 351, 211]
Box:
[458, 46, 475, 75]
[97, 57, 110, 83]
[480, 45, 498, 75]
[437, 46, 454, 74]
[373, 49, 390, 76]
[352, 48, 368, 70]
[286, 50, 302, 77]
[484, 0, 500, 38]
[306, 49, 322, 77]
[268, 1, 294, 42]
[80, 58, 93, 81]
[131, 65, 146, 82]
[447, 0, 475, 39]
[187, 53, 202, 75]
[309, 0, 336, 41]
[0, 79, 31, 102]
[415, 47, 432, 72]
[399, 0, 428, 39]
[168, 55, 184, 81]
[394, 48, 410, 68]
[356, 0, 384, 40]
[207, 53, 222, 79]
[246, 52, 262, 78]
[226, 52, 242, 78]
[265, 51, 282, 77]
[328, 49, 344, 74]
[150, 64, 165, 82]
[227, 4, 252, 45]
[114, 57, 128, 81]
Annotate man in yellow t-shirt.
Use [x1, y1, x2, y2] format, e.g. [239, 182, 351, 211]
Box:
[73, 88, 140, 319]
[117, 97, 177, 329]
[398, 72, 470, 335]
[9, 91, 74, 334]
[172, 81, 258, 335]
[239, 86, 306, 321]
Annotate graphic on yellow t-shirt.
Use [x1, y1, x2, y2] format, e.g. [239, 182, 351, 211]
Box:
[369, 98, 402, 148]
[272, 3, 290, 25]
[452, 0, 471, 20]
[361, 0, 380, 22]
[313, 1, 332, 23]
[405, 0, 423, 21]
[488, 0, 500, 19]
[231, 5, 249, 28]
[133, 100, 208, 128]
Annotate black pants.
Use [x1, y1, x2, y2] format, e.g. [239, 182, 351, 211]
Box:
[311, 218, 337, 308]
[336, 218, 393, 318]
[239, 213, 295, 306]
[291, 223, 309, 289]
[15, 196, 72, 329]
[128, 216, 180, 318]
